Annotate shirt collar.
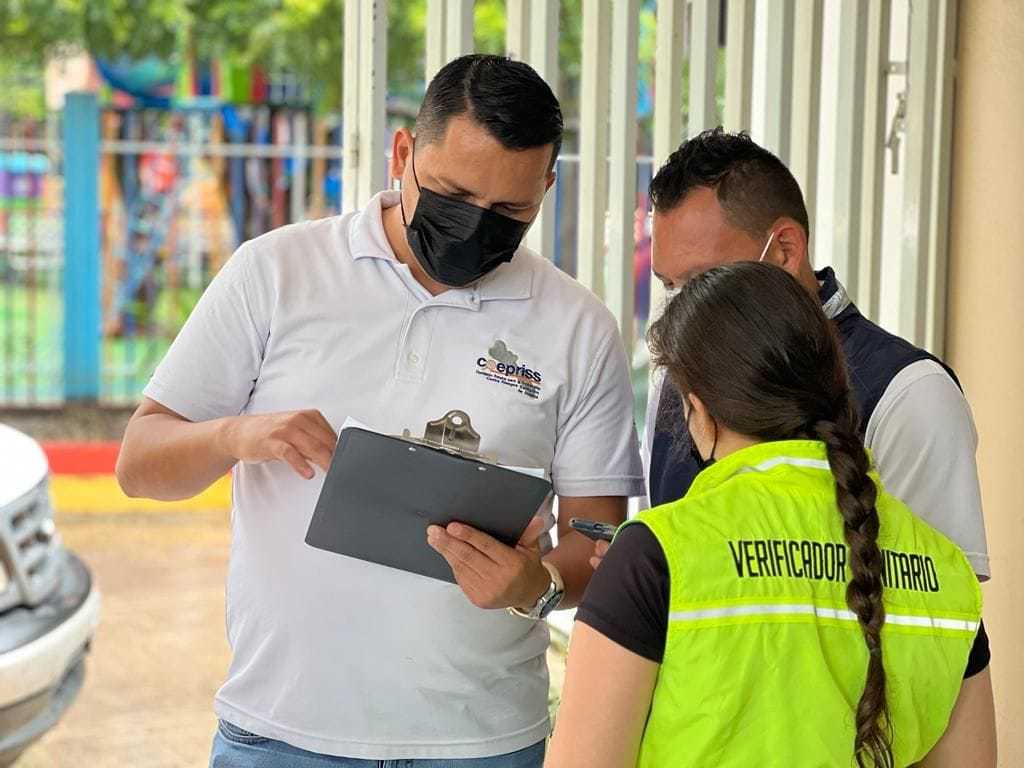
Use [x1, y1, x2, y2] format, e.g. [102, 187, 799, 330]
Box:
[816, 267, 853, 320]
[348, 190, 402, 263]
[348, 190, 533, 302]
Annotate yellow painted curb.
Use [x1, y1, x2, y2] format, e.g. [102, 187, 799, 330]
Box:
[51, 475, 232, 513]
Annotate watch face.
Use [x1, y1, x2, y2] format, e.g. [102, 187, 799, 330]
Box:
[538, 585, 565, 619]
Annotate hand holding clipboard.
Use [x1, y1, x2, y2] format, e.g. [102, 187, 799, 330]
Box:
[305, 411, 552, 585]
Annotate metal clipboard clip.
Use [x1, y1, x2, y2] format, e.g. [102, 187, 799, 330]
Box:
[400, 410, 495, 464]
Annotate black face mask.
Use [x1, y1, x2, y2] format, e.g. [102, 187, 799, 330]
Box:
[400, 146, 532, 287]
[686, 408, 717, 472]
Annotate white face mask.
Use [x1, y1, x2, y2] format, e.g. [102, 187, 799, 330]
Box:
[758, 230, 776, 262]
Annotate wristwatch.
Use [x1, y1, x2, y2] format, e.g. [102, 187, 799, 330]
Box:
[507, 561, 565, 621]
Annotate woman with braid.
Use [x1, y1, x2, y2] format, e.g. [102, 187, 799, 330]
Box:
[547, 263, 994, 768]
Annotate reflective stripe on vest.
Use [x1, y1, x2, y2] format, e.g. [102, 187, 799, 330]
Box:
[669, 604, 979, 633]
[631, 440, 982, 768]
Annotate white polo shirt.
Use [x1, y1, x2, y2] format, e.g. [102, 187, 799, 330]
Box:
[144, 191, 645, 759]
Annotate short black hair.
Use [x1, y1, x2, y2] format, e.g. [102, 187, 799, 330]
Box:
[416, 54, 563, 164]
[649, 128, 810, 237]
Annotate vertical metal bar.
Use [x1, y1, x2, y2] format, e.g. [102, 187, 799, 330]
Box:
[577, 0, 613, 297]
[651, 0, 687, 318]
[341, 0, 361, 213]
[724, 0, 755, 131]
[356, 0, 388, 208]
[271, 111, 288, 230]
[291, 111, 309, 223]
[655, 0, 686, 160]
[187, 112, 204, 290]
[900, 0, 939, 346]
[608, 0, 640, 356]
[445, 0, 474, 62]
[762, 0, 795, 161]
[49, 117, 62, 402]
[858, 0, 892, 320]
[689, 0, 721, 136]
[310, 118, 327, 217]
[2, 223, 11, 401]
[506, 0, 531, 61]
[62, 92, 101, 402]
[925, 0, 958, 354]
[525, 0, 559, 260]
[426, 0, 447, 81]
[788, 0, 823, 234]
[831, 1, 868, 300]
[26, 126, 39, 404]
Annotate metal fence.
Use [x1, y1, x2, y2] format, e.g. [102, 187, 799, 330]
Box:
[1, 104, 350, 407]
[95, 107, 345, 405]
[0, 131, 63, 407]
[0, 101, 657, 410]
[0, 0, 958, 413]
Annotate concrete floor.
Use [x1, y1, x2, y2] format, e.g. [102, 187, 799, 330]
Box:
[19, 510, 232, 768]
[18, 509, 567, 767]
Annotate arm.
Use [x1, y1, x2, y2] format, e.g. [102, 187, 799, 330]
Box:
[546, 622, 659, 768]
[117, 397, 336, 501]
[547, 495, 626, 607]
[867, 361, 990, 579]
[918, 667, 997, 768]
[114, 243, 335, 502]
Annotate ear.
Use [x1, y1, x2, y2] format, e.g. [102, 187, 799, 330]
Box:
[686, 392, 711, 427]
[390, 128, 414, 182]
[544, 169, 556, 193]
[686, 392, 717, 455]
[769, 217, 810, 278]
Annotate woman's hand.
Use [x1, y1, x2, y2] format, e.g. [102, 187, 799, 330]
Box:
[590, 538, 611, 569]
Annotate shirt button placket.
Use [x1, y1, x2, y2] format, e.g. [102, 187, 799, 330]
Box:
[399, 307, 432, 383]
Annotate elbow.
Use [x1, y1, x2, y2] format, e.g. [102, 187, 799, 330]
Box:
[114, 455, 137, 498]
[114, 444, 144, 498]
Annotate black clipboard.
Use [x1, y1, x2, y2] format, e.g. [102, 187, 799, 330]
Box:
[304, 426, 552, 583]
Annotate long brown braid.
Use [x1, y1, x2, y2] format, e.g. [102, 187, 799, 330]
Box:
[647, 262, 893, 767]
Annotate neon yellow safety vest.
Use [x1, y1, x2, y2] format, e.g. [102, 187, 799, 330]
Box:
[628, 440, 981, 768]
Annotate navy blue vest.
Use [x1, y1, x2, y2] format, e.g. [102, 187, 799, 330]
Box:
[647, 268, 961, 507]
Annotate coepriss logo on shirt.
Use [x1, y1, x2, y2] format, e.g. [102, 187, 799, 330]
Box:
[475, 340, 543, 400]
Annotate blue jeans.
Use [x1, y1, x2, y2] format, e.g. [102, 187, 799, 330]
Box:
[210, 720, 546, 768]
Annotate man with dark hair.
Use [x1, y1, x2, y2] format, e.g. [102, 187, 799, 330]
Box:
[414, 54, 563, 162]
[603, 127, 987, 577]
[117, 54, 643, 767]
[581, 130, 991, 723]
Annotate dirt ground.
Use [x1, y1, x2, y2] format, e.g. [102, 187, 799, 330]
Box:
[18, 509, 232, 768]
[16, 508, 568, 768]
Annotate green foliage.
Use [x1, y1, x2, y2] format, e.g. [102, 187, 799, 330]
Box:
[82, 0, 188, 61]
[0, 0, 712, 133]
[0, 0, 84, 65]
[0, 0, 588, 117]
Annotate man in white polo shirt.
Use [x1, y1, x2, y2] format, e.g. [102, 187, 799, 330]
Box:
[116, 55, 644, 767]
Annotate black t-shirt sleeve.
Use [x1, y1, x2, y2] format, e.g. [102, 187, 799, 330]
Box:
[574, 524, 991, 677]
[575, 523, 669, 663]
[964, 620, 990, 678]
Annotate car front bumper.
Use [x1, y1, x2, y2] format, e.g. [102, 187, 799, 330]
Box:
[0, 551, 100, 765]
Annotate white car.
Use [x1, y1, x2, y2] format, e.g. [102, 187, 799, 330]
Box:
[0, 424, 100, 765]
